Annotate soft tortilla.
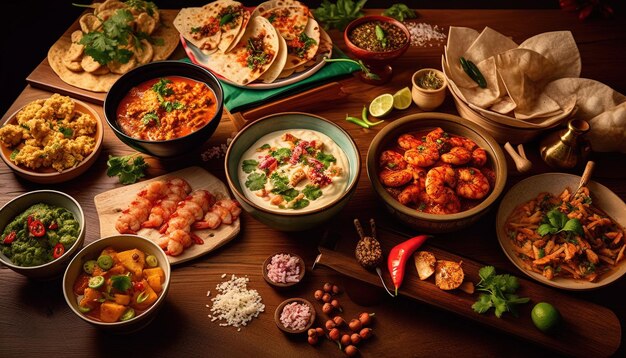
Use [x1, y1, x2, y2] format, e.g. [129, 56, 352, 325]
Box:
[204, 16, 280, 85]
[48, 10, 179, 92]
[519, 31, 581, 79]
[259, 35, 287, 83]
[260, 6, 309, 41]
[283, 18, 320, 70]
[217, 1, 248, 53]
[251, 0, 309, 19]
[292, 27, 331, 73]
[173, 7, 222, 54]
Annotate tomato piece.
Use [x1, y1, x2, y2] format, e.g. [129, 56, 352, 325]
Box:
[48, 222, 58, 230]
[29, 220, 46, 237]
[52, 243, 65, 259]
[27, 215, 33, 226]
[133, 281, 145, 292]
[3, 231, 16, 244]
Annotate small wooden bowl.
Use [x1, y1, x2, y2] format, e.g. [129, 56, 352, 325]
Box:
[0, 97, 103, 184]
[274, 298, 316, 334]
[262, 252, 305, 289]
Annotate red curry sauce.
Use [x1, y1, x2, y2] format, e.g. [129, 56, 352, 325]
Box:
[116, 76, 217, 141]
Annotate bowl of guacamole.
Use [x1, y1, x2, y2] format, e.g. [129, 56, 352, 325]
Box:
[0, 190, 85, 279]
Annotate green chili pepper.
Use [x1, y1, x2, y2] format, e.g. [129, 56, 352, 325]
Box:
[460, 56, 487, 88]
[346, 115, 370, 128]
[375, 25, 387, 48]
[361, 106, 384, 126]
[220, 13, 234, 26]
[136, 291, 149, 304]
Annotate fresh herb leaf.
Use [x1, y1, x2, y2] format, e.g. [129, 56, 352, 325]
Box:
[315, 151, 336, 169]
[303, 185, 322, 200]
[270, 172, 290, 192]
[219, 12, 234, 26]
[161, 100, 185, 112]
[125, 0, 158, 17]
[19, 123, 30, 130]
[292, 198, 310, 209]
[111, 274, 132, 292]
[259, 144, 271, 150]
[271, 148, 292, 162]
[106, 154, 149, 185]
[538, 208, 583, 237]
[313, 0, 367, 31]
[375, 25, 387, 48]
[142, 112, 160, 126]
[152, 78, 174, 98]
[473, 266, 529, 318]
[382, 4, 416, 21]
[242, 159, 258, 173]
[245, 172, 267, 191]
[190, 26, 201, 33]
[10, 149, 19, 160]
[59, 127, 73, 138]
[267, 13, 276, 23]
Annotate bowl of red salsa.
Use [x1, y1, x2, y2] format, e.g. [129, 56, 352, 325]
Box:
[103, 61, 223, 157]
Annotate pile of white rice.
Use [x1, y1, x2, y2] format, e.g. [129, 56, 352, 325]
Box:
[208, 274, 265, 329]
[279, 302, 311, 331]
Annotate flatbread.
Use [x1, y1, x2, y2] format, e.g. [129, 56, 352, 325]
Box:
[251, 0, 309, 19]
[259, 35, 287, 83]
[216, 1, 249, 53]
[204, 16, 280, 85]
[48, 10, 179, 93]
[173, 7, 222, 54]
[292, 27, 331, 73]
[283, 18, 320, 70]
[260, 6, 309, 40]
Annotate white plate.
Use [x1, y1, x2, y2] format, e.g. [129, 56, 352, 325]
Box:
[94, 166, 240, 265]
[496, 173, 626, 290]
[181, 34, 332, 90]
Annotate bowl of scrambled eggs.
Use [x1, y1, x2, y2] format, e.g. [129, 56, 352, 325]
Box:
[0, 94, 103, 184]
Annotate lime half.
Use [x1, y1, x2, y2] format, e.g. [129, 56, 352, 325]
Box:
[393, 87, 412, 110]
[369, 93, 394, 117]
[531, 302, 561, 333]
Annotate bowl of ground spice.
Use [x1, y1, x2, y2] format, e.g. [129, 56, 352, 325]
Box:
[344, 16, 410, 84]
[411, 68, 448, 111]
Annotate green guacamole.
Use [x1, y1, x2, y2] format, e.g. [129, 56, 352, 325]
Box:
[1, 203, 80, 267]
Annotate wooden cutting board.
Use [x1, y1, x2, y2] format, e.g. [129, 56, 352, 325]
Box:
[26, 9, 184, 105]
[314, 228, 621, 357]
[94, 166, 240, 265]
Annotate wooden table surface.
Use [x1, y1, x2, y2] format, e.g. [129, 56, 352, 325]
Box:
[1, 9, 626, 358]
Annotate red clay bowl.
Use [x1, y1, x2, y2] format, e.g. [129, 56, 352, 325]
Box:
[343, 15, 411, 66]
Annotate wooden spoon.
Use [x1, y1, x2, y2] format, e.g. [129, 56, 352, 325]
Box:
[575, 161, 595, 194]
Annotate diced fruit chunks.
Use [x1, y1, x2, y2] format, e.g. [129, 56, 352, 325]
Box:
[143, 267, 165, 283]
[100, 302, 127, 323]
[132, 279, 158, 311]
[114, 294, 131, 306]
[79, 287, 102, 310]
[117, 249, 145, 279]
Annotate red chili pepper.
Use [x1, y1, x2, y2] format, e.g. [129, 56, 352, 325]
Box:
[387, 235, 431, 296]
[133, 281, 145, 292]
[48, 222, 58, 230]
[27, 215, 34, 226]
[29, 220, 46, 237]
[3, 231, 17, 244]
[52, 243, 65, 259]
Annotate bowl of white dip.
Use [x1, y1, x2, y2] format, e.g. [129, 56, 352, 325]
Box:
[225, 112, 360, 231]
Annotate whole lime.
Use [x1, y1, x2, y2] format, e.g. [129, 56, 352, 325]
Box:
[531, 302, 561, 332]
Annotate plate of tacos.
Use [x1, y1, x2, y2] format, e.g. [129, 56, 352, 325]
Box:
[175, 0, 333, 89]
[47, 0, 180, 93]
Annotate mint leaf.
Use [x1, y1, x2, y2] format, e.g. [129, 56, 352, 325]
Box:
[245, 172, 266, 191]
[242, 159, 258, 174]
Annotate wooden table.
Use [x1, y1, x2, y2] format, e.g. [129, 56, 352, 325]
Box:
[1, 9, 626, 358]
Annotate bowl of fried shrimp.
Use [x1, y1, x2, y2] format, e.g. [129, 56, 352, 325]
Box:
[497, 173, 626, 290]
[366, 112, 506, 233]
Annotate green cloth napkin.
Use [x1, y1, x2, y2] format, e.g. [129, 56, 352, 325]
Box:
[183, 47, 359, 113]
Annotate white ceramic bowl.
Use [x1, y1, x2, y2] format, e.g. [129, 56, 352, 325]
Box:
[0, 190, 85, 279]
[63, 234, 171, 332]
[496, 173, 626, 290]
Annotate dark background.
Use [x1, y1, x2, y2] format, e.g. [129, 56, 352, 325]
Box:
[3, 0, 618, 116]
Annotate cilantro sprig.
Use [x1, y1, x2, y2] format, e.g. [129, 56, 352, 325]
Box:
[382, 4, 416, 22]
[111, 274, 132, 292]
[537, 209, 583, 237]
[472, 266, 530, 318]
[106, 153, 149, 185]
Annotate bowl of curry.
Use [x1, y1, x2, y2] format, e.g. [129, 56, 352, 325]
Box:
[104, 61, 223, 157]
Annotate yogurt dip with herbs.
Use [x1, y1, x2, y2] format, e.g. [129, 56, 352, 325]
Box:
[238, 130, 349, 212]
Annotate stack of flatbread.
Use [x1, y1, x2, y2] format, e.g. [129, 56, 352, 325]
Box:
[174, 0, 332, 86]
[48, 0, 179, 92]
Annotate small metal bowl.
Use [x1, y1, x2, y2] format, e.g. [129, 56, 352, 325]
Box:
[262, 252, 305, 289]
[274, 298, 316, 334]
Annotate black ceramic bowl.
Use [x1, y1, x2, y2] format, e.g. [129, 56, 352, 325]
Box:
[103, 61, 224, 157]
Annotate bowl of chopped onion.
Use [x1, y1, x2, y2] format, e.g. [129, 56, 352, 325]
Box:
[274, 298, 316, 334]
[263, 252, 305, 289]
